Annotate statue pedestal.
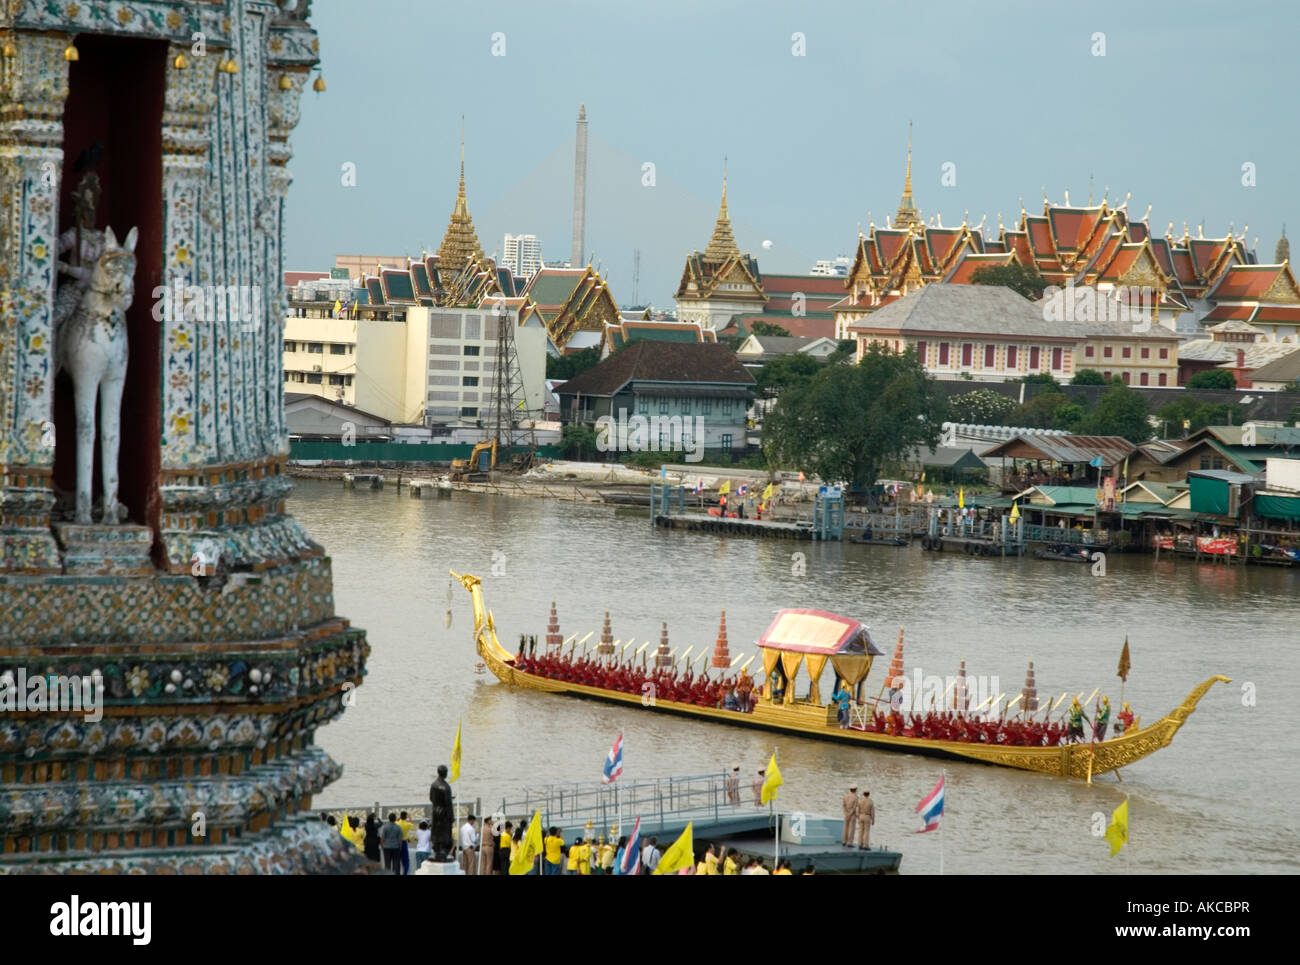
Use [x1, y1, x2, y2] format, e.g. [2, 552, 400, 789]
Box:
[414, 859, 464, 875]
[53, 522, 153, 576]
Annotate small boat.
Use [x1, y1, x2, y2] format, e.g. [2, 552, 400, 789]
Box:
[450, 570, 1228, 780]
[1034, 543, 1093, 563]
[850, 533, 910, 546]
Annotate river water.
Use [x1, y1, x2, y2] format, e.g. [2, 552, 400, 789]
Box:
[297, 480, 1298, 874]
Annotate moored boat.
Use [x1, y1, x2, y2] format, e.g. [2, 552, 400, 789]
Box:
[451, 571, 1228, 780]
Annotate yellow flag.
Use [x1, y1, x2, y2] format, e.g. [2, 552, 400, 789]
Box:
[1009, 502, 1020, 521]
[1104, 798, 1128, 857]
[333, 298, 342, 317]
[718, 480, 731, 495]
[509, 810, 543, 875]
[760, 752, 783, 804]
[762, 482, 774, 500]
[958, 487, 965, 508]
[450, 719, 462, 782]
[652, 822, 694, 875]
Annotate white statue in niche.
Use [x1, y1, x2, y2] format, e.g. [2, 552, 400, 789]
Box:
[53, 171, 138, 525]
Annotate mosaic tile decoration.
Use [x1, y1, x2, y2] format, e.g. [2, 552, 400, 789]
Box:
[0, 556, 337, 645]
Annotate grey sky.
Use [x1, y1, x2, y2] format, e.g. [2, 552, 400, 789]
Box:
[285, 0, 1297, 307]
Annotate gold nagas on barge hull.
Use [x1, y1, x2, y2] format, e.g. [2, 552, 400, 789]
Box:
[451, 571, 1227, 779]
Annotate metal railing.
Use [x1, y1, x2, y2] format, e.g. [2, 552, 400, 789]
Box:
[503, 772, 747, 833]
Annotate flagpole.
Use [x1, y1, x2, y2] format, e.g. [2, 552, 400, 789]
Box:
[939, 768, 946, 876]
[772, 747, 779, 870]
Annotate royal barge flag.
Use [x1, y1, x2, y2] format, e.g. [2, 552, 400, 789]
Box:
[916, 775, 945, 832]
[602, 732, 624, 784]
[509, 811, 543, 875]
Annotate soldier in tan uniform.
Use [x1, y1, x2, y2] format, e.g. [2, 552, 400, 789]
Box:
[841, 785, 859, 846]
[856, 790, 876, 849]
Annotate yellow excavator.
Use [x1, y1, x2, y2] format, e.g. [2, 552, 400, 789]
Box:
[449, 439, 497, 480]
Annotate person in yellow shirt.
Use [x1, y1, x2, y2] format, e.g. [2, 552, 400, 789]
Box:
[598, 836, 616, 874]
[566, 837, 581, 874]
[397, 811, 415, 875]
[498, 821, 513, 875]
[773, 859, 793, 875]
[704, 844, 719, 875]
[345, 816, 364, 851]
[543, 827, 564, 876]
[567, 837, 592, 875]
[722, 847, 739, 875]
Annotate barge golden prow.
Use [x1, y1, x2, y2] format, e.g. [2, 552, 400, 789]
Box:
[451, 571, 1228, 780]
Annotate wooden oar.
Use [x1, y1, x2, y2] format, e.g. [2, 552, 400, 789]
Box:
[677, 645, 694, 666]
[729, 652, 747, 668]
[739, 655, 756, 673]
[634, 640, 651, 657]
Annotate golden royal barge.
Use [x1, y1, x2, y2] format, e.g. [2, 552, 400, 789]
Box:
[452, 571, 1227, 780]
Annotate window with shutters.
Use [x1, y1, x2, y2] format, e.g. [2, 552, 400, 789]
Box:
[984, 344, 995, 368]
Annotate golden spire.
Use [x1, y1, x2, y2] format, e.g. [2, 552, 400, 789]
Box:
[894, 122, 922, 232]
[704, 161, 740, 261]
[437, 120, 485, 270]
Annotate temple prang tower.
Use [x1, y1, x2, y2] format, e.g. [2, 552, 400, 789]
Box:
[0, 0, 368, 873]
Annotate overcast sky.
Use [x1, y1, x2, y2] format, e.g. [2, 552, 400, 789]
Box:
[285, 0, 1297, 307]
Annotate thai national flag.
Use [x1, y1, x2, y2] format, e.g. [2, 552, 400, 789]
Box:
[620, 816, 641, 875]
[602, 732, 624, 784]
[915, 775, 945, 833]
[693, 479, 704, 495]
[739, 483, 748, 496]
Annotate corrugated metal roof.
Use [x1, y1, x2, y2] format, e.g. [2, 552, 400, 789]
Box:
[981, 434, 1137, 465]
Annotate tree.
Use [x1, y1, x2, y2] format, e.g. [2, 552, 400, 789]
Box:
[1071, 368, 1107, 385]
[749, 320, 791, 337]
[969, 262, 1049, 300]
[1007, 392, 1069, 429]
[1186, 369, 1239, 390]
[1016, 373, 1058, 385]
[763, 344, 946, 490]
[1079, 382, 1151, 443]
[948, 389, 1017, 425]
[826, 340, 857, 365]
[755, 352, 822, 400]
[1154, 397, 1245, 436]
[560, 423, 597, 460]
[547, 347, 600, 381]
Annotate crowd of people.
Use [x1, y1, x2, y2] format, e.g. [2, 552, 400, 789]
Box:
[515, 647, 760, 711]
[327, 811, 431, 873]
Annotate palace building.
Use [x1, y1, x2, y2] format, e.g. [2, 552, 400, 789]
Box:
[829, 138, 1291, 348]
[1, 0, 368, 873]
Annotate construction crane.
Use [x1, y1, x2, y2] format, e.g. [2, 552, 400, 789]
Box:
[450, 301, 535, 480]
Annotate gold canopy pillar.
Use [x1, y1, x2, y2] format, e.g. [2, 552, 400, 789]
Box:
[761, 647, 781, 703]
[805, 653, 828, 704]
[779, 651, 803, 705]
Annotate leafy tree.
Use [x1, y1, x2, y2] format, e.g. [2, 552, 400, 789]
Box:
[561, 423, 597, 460]
[969, 262, 1049, 301]
[1056, 402, 1086, 432]
[1186, 369, 1239, 390]
[1078, 382, 1151, 443]
[1016, 373, 1058, 385]
[749, 320, 791, 337]
[1154, 397, 1245, 436]
[547, 347, 600, 381]
[826, 340, 857, 365]
[947, 389, 1017, 424]
[1071, 368, 1107, 385]
[763, 344, 946, 490]
[1007, 392, 1069, 429]
[755, 352, 822, 400]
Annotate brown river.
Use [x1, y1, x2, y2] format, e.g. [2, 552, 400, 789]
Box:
[295, 480, 1298, 874]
